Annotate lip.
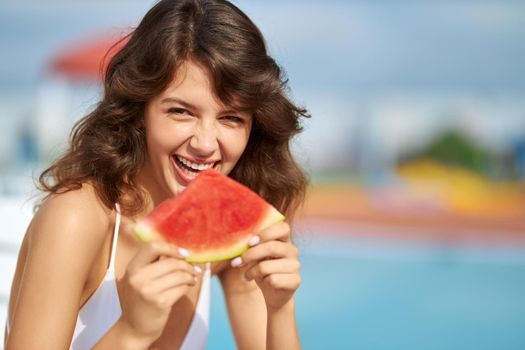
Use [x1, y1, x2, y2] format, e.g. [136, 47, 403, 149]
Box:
[176, 154, 219, 166]
[171, 155, 220, 184]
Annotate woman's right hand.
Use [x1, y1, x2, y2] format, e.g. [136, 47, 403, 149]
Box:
[118, 241, 199, 343]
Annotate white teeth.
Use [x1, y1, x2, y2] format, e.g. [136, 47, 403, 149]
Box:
[177, 156, 215, 171]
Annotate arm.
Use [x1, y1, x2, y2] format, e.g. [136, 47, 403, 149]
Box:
[93, 242, 198, 350]
[219, 222, 301, 350]
[6, 187, 198, 350]
[6, 187, 111, 350]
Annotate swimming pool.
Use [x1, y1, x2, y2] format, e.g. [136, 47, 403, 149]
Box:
[207, 229, 525, 350]
[2, 198, 525, 350]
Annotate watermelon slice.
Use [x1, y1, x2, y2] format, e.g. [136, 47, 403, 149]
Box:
[133, 169, 285, 263]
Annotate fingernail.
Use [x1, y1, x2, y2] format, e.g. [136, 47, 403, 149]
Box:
[248, 235, 260, 247]
[231, 257, 243, 267]
[178, 248, 189, 257]
[194, 265, 202, 274]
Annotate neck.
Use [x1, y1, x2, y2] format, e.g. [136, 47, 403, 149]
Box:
[132, 167, 168, 217]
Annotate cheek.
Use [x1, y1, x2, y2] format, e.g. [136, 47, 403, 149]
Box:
[240, 124, 253, 152]
[145, 127, 167, 154]
[146, 120, 192, 155]
[226, 128, 251, 160]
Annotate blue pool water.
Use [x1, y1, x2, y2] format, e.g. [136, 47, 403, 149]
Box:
[206, 232, 525, 350]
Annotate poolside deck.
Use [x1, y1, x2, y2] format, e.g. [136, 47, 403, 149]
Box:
[296, 183, 525, 244]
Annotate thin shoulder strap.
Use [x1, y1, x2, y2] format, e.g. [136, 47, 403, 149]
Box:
[108, 203, 121, 272]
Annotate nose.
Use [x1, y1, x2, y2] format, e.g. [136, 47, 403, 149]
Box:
[188, 121, 219, 157]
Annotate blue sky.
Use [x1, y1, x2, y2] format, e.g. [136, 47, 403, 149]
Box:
[1, 0, 525, 93]
[1, 1, 524, 172]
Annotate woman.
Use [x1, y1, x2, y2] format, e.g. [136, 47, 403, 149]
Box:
[5, 0, 308, 349]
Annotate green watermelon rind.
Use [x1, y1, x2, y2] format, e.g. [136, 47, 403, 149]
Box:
[133, 205, 285, 263]
[185, 206, 285, 263]
[255, 205, 286, 233]
[186, 238, 250, 263]
[133, 221, 160, 243]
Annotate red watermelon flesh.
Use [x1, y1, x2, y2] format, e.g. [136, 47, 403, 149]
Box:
[133, 169, 285, 263]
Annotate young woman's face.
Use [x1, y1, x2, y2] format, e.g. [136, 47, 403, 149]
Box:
[140, 60, 253, 201]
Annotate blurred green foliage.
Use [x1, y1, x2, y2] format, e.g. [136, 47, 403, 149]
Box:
[421, 130, 490, 175]
[398, 129, 523, 181]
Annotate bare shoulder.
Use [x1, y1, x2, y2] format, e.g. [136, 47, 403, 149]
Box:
[24, 184, 114, 275]
[6, 185, 115, 348]
[23, 183, 115, 284]
[31, 184, 112, 245]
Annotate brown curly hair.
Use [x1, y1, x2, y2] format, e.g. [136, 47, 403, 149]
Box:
[38, 0, 309, 218]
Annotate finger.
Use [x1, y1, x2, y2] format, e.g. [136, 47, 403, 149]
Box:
[262, 273, 301, 291]
[247, 221, 291, 248]
[135, 257, 199, 280]
[128, 241, 189, 272]
[141, 270, 197, 295]
[244, 258, 300, 281]
[235, 241, 299, 268]
[155, 284, 193, 309]
[155, 271, 198, 293]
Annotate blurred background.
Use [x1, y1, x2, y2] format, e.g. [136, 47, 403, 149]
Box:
[1, 1, 525, 349]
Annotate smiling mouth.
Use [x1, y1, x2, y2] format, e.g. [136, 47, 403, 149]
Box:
[173, 155, 219, 179]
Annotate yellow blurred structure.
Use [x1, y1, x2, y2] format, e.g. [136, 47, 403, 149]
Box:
[298, 162, 525, 240]
[397, 159, 525, 217]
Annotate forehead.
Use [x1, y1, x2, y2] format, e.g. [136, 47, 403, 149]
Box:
[153, 60, 250, 115]
[164, 61, 214, 96]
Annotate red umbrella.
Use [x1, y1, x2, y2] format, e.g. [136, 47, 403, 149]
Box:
[49, 34, 129, 81]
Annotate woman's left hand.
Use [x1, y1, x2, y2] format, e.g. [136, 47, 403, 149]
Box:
[231, 221, 301, 311]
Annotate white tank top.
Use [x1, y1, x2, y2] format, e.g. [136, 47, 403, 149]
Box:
[70, 204, 211, 349]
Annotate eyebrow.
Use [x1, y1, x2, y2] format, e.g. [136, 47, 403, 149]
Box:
[160, 97, 198, 110]
[160, 97, 242, 115]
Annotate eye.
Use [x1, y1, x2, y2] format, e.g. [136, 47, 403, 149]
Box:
[222, 115, 246, 124]
[167, 107, 189, 115]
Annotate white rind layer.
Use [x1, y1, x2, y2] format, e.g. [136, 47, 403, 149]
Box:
[132, 205, 286, 263]
[133, 221, 159, 242]
[259, 206, 286, 229]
